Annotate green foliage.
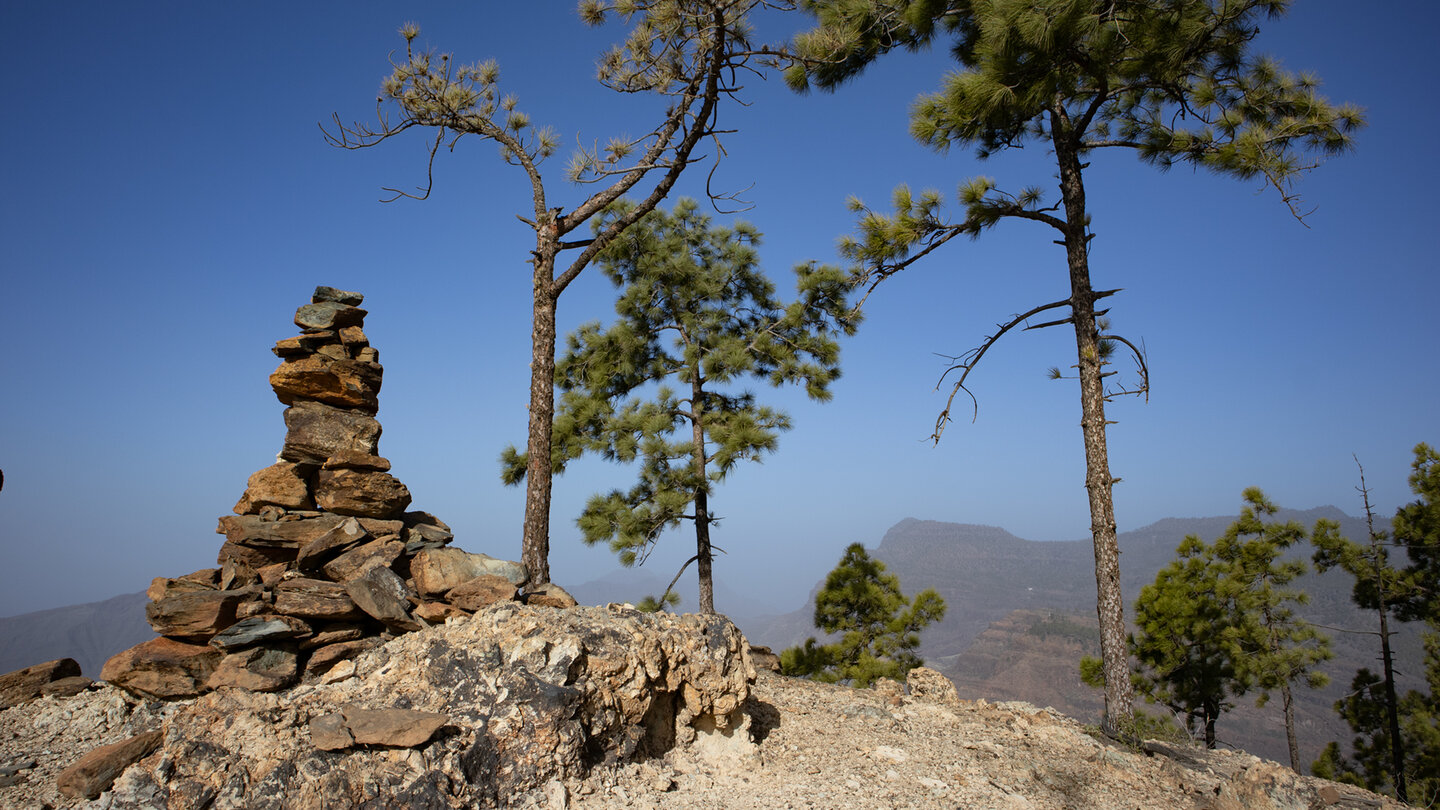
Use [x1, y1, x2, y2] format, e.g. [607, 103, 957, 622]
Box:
[1312, 444, 1440, 802]
[780, 543, 946, 687]
[1026, 613, 1100, 645]
[1126, 489, 1331, 752]
[635, 591, 682, 613]
[504, 199, 856, 609]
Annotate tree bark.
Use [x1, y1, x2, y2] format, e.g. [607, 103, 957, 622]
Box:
[1378, 592, 1407, 802]
[1282, 681, 1299, 771]
[1053, 109, 1134, 736]
[522, 248, 558, 586]
[691, 376, 715, 614]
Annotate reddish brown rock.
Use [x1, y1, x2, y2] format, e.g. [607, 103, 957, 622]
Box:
[145, 589, 254, 640]
[295, 516, 370, 572]
[303, 638, 379, 677]
[273, 578, 364, 621]
[341, 706, 450, 747]
[322, 537, 404, 583]
[0, 658, 82, 708]
[272, 331, 338, 358]
[101, 638, 223, 699]
[145, 575, 215, 602]
[525, 582, 579, 609]
[412, 601, 468, 623]
[279, 400, 382, 465]
[299, 623, 369, 650]
[338, 325, 368, 347]
[56, 730, 163, 800]
[41, 675, 95, 697]
[233, 461, 314, 514]
[445, 575, 518, 612]
[314, 468, 411, 519]
[270, 355, 381, 413]
[216, 539, 297, 569]
[206, 645, 299, 692]
[412, 548, 528, 597]
[308, 713, 354, 751]
[321, 450, 391, 471]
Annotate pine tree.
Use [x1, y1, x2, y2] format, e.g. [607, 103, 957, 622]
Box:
[1211, 488, 1332, 772]
[1126, 534, 1237, 748]
[781, 543, 946, 687]
[325, 2, 789, 585]
[1113, 489, 1330, 753]
[504, 199, 854, 614]
[1312, 445, 1440, 803]
[784, 0, 1363, 735]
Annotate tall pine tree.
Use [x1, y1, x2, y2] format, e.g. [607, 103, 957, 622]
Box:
[504, 199, 854, 613]
[784, 0, 1363, 735]
[326, 2, 789, 585]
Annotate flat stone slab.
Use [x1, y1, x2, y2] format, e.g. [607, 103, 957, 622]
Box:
[56, 730, 162, 800]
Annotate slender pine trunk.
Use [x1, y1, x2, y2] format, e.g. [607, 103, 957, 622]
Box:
[521, 248, 558, 586]
[1053, 111, 1133, 736]
[1282, 681, 1300, 771]
[1378, 599, 1407, 801]
[691, 376, 715, 614]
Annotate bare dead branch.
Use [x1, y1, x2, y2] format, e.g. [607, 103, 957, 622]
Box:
[930, 296, 1073, 443]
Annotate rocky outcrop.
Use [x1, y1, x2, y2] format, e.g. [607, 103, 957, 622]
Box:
[0, 603, 757, 809]
[0, 658, 85, 708]
[100, 287, 576, 700]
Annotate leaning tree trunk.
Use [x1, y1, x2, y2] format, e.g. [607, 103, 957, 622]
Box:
[691, 377, 715, 614]
[521, 248, 559, 586]
[1054, 111, 1134, 736]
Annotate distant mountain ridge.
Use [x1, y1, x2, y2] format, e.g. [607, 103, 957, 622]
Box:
[742, 510, 1426, 769]
[0, 592, 153, 677]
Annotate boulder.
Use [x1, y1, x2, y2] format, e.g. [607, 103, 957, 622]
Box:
[0, 658, 82, 708]
[906, 666, 961, 707]
[303, 638, 378, 678]
[233, 461, 314, 514]
[145, 589, 254, 640]
[345, 566, 422, 631]
[55, 730, 163, 800]
[207, 645, 300, 692]
[294, 301, 366, 331]
[273, 578, 365, 621]
[412, 547, 528, 598]
[272, 331, 338, 358]
[101, 637, 223, 699]
[313, 468, 411, 518]
[270, 355, 382, 413]
[279, 400, 382, 465]
[338, 325, 368, 348]
[413, 601, 469, 624]
[313, 285, 364, 306]
[41, 675, 95, 698]
[97, 604, 753, 808]
[524, 583, 579, 609]
[445, 575, 518, 612]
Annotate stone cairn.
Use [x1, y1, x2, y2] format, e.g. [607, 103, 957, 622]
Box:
[101, 286, 577, 699]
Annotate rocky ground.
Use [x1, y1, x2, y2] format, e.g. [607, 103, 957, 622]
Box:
[2, 664, 1402, 810]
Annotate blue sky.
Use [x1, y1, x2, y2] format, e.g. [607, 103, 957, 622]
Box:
[1, 2, 1435, 619]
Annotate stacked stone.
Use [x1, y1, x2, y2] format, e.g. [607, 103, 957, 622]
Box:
[101, 287, 576, 700]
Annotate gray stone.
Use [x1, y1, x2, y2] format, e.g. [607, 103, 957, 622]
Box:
[206, 646, 299, 692]
[279, 400, 382, 465]
[312, 285, 364, 306]
[41, 675, 95, 697]
[295, 301, 366, 330]
[209, 616, 313, 651]
[345, 566, 422, 631]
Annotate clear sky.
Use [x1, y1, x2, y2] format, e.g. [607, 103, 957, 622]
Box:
[1, 2, 1435, 619]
